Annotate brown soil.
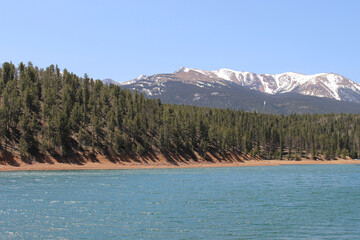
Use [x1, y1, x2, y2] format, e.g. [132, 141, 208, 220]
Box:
[0, 150, 359, 172]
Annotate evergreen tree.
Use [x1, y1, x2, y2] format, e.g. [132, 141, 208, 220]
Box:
[0, 61, 359, 161]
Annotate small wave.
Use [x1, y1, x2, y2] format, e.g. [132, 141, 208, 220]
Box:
[140, 212, 164, 215]
[64, 201, 80, 204]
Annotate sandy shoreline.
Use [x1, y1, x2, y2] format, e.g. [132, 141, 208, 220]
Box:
[1, 157, 359, 172]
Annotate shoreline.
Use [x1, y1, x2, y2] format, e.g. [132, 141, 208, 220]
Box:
[1, 158, 359, 172]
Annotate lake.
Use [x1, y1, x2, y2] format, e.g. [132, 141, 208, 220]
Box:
[1, 165, 359, 239]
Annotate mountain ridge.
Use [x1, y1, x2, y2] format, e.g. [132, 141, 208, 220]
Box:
[131, 67, 360, 102]
[104, 67, 360, 114]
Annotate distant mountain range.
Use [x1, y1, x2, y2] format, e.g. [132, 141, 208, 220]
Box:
[103, 68, 360, 114]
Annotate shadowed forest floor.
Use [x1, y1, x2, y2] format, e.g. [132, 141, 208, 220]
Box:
[1, 150, 359, 171]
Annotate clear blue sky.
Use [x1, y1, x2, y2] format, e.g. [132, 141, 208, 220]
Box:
[1, 0, 360, 83]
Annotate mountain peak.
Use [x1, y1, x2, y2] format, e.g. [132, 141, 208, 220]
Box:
[105, 67, 360, 103]
[178, 67, 190, 72]
[174, 68, 360, 101]
[102, 78, 120, 86]
[137, 74, 147, 80]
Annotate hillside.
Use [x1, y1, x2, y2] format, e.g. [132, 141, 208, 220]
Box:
[115, 68, 360, 114]
[0, 62, 359, 167]
[175, 68, 360, 102]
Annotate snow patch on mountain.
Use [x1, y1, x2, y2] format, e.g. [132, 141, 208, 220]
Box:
[106, 67, 360, 103]
[175, 67, 360, 102]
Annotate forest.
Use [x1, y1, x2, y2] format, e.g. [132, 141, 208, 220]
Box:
[0, 62, 359, 161]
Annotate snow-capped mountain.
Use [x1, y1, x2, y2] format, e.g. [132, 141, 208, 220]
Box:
[102, 78, 120, 86]
[173, 68, 360, 102]
[103, 67, 360, 114]
[115, 67, 360, 103]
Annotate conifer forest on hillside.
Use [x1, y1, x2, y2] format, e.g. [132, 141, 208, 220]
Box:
[0, 62, 359, 161]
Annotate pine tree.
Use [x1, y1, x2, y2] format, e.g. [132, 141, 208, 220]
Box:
[1, 61, 359, 161]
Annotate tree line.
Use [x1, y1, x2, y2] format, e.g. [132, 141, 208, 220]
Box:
[0, 62, 359, 160]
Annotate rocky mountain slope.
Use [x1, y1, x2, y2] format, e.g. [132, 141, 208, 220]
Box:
[105, 68, 360, 114]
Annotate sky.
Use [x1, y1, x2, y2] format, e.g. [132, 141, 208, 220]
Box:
[1, 0, 360, 83]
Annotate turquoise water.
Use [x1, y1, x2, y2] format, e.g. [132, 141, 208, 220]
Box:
[0, 165, 359, 239]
